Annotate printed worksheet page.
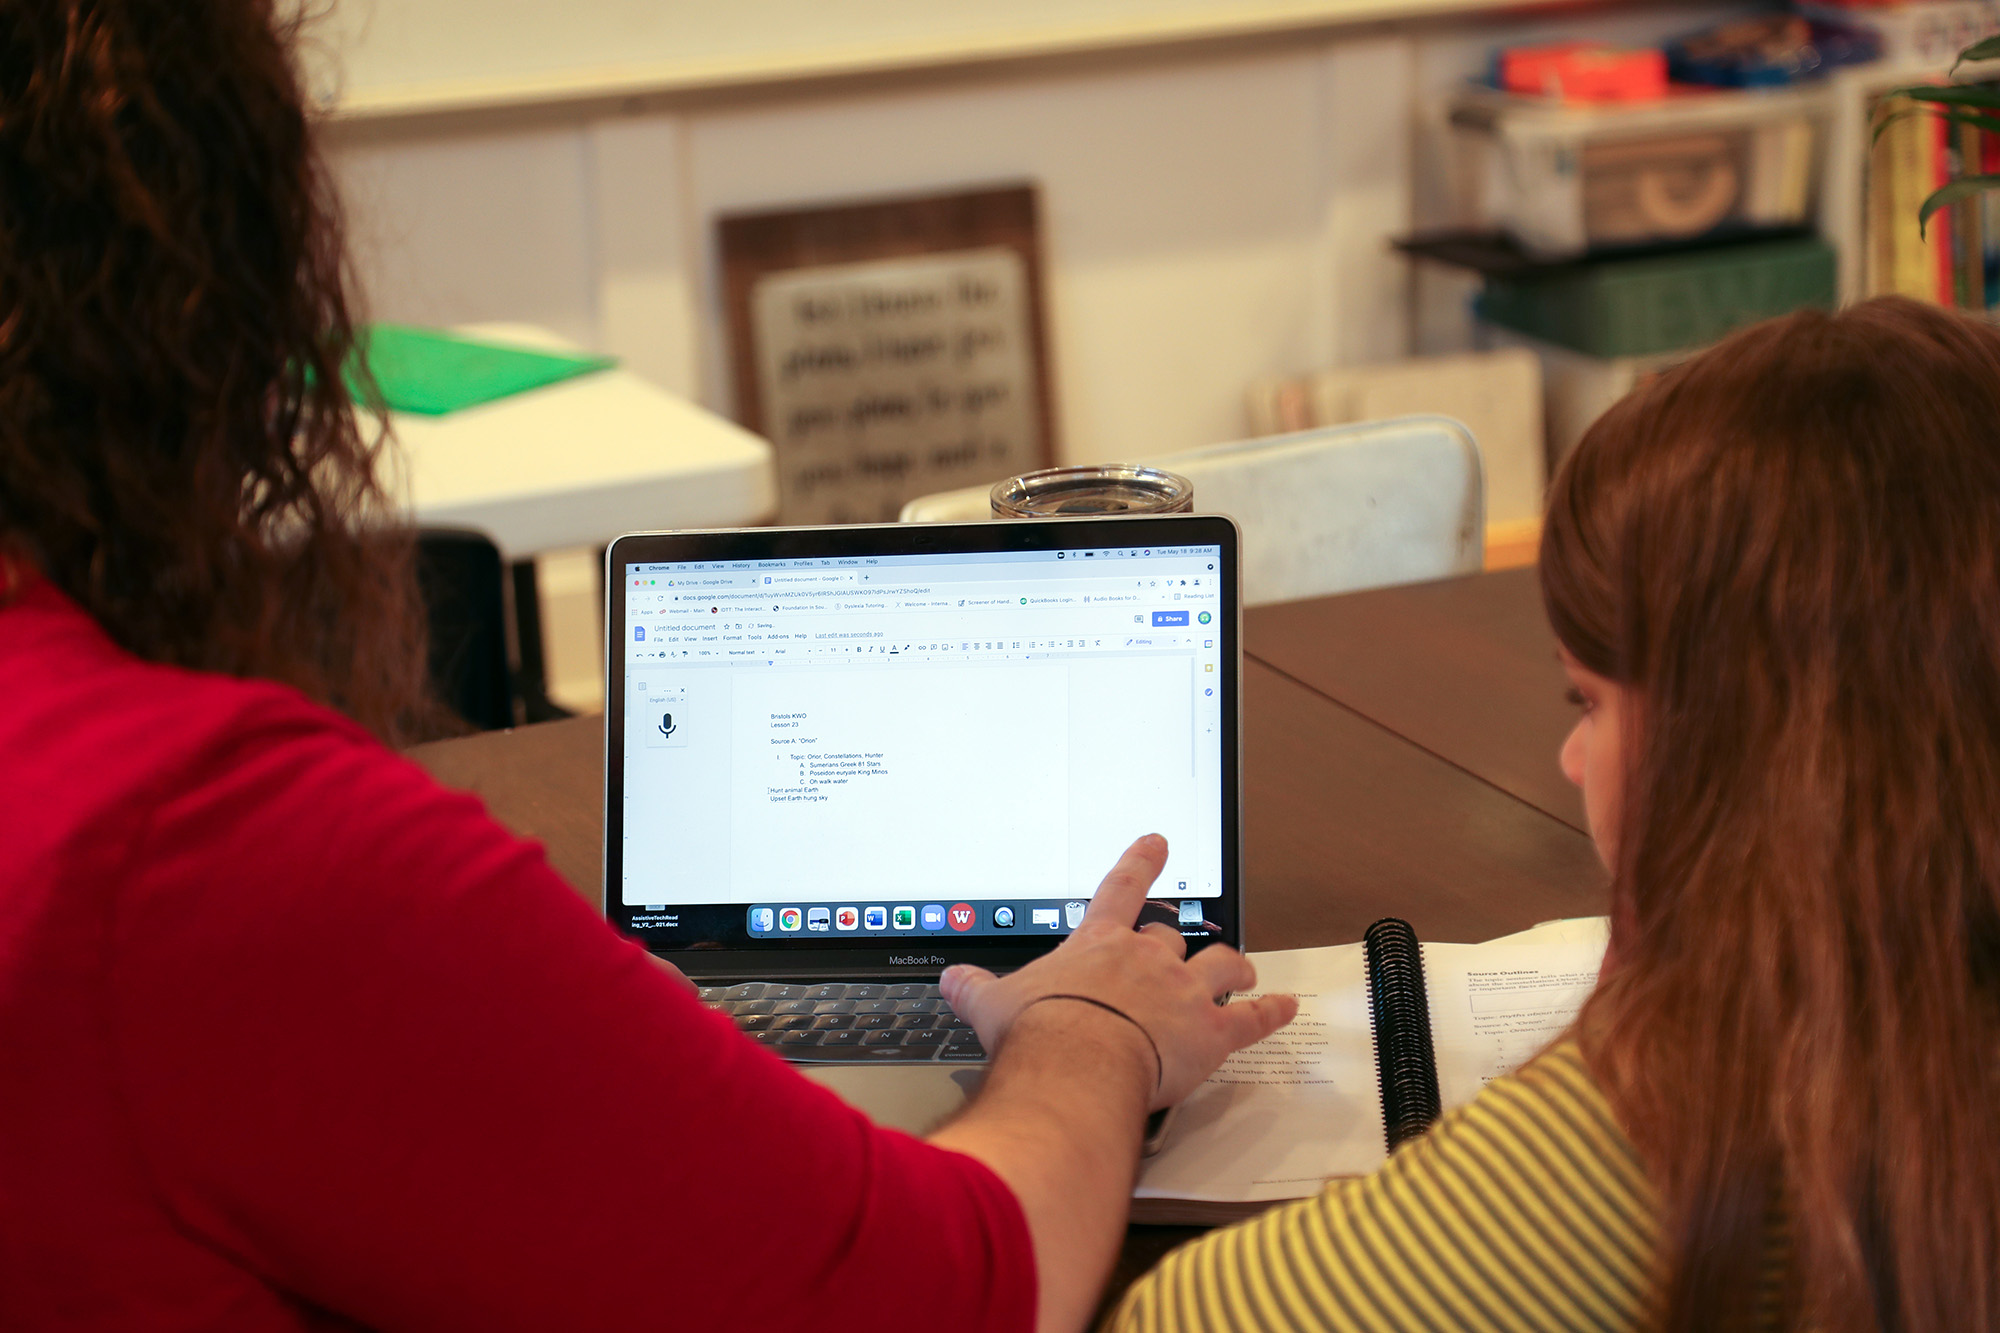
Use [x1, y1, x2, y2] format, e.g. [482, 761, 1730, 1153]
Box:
[1420, 929, 1609, 1109]
[1134, 919, 1610, 1206]
[1135, 943, 1386, 1203]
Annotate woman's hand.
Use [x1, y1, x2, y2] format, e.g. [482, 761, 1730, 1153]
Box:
[941, 835, 1296, 1110]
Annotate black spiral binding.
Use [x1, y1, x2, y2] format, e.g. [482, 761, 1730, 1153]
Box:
[1363, 917, 1442, 1152]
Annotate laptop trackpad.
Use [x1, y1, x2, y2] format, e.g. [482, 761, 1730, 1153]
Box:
[804, 1064, 985, 1136]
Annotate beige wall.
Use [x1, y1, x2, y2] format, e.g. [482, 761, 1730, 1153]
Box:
[314, 0, 1622, 112]
[325, 4, 1752, 460]
[320, 2, 1754, 706]
[329, 44, 1413, 469]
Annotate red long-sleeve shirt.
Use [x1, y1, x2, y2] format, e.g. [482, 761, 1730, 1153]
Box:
[0, 580, 1035, 1331]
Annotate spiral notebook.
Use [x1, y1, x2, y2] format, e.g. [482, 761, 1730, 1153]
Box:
[1131, 916, 1608, 1224]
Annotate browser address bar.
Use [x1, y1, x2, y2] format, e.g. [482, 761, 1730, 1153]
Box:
[687, 585, 931, 604]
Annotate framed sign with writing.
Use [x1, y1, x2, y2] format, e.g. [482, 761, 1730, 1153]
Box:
[719, 185, 1057, 525]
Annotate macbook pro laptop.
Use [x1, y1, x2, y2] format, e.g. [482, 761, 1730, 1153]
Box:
[603, 515, 1242, 1126]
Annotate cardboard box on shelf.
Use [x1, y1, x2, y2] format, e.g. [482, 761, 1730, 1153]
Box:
[1479, 325, 1688, 472]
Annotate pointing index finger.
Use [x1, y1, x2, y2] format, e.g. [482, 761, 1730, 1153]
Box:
[1078, 835, 1168, 933]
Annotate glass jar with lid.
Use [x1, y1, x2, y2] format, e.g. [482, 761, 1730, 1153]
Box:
[989, 464, 1193, 518]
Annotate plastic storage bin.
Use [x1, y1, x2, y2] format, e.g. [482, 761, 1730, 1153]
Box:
[1473, 234, 1837, 358]
[1449, 84, 1823, 259]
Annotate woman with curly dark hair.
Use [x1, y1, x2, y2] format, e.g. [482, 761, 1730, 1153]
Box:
[0, 4, 1291, 1329]
[0, 4, 429, 736]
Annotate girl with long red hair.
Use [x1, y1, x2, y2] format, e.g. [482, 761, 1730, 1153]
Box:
[1116, 296, 2000, 1333]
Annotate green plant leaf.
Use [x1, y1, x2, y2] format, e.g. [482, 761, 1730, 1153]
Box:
[1952, 35, 2000, 74]
[1873, 106, 2000, 145]
[1872, 106, 1910, 145]
[1918, 173, 2000, 237]
[1938, 108, 2000, 135]
[1893, 84, 2000, 109]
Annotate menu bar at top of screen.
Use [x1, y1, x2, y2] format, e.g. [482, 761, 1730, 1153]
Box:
[625, 544, 1221, 575]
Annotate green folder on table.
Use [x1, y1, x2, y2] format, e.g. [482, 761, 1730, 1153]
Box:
[350, 324, 616, 416]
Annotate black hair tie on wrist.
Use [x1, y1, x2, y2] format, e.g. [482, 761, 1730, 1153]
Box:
[1023, 993, 1164, 1093]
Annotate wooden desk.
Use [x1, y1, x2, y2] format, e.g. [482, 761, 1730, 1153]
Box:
[1247, 565, 1587, 833]
[407, 568, 1606, 1323]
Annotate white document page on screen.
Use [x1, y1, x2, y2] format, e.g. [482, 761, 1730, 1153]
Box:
[1059, 655, 1202, 892]
[729, 664, 1069, 899]
[1135, 926, 1609, 1205]
[621, 652, 1203, 905]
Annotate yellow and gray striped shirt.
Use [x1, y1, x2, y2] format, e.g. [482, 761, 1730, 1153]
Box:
[1111, 1042, 1775, 1332]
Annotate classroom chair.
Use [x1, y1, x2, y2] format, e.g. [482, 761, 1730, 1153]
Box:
[415, 527, 515, 732]
[413, 527, 576, 732]
[897, 415, 1486, 606]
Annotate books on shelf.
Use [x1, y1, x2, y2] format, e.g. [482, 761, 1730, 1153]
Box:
[1867, 89, 2000, 309]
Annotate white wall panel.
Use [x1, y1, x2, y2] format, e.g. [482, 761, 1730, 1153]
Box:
[1318, 36, 1415, 368]
[683, 52, 1332, 463]
[589, 116, 703, 396]
[327, 124, 600, 348]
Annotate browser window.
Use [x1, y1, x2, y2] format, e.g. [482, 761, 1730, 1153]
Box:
[619, 545, 1225, 925]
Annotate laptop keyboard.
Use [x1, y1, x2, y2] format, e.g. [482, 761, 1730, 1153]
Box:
[698, 981, 987, 1063]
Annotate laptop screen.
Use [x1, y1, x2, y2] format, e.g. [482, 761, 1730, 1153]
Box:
[603, 516, 1240, 972]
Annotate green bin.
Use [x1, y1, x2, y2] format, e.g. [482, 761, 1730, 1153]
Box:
[1475, 235, 1837, 359]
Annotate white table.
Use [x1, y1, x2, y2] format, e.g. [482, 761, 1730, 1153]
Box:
[388, 323, 776, 559]
[385, 324, 776, 718]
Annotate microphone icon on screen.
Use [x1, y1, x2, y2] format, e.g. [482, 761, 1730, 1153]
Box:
[658, 712, 677, 740]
